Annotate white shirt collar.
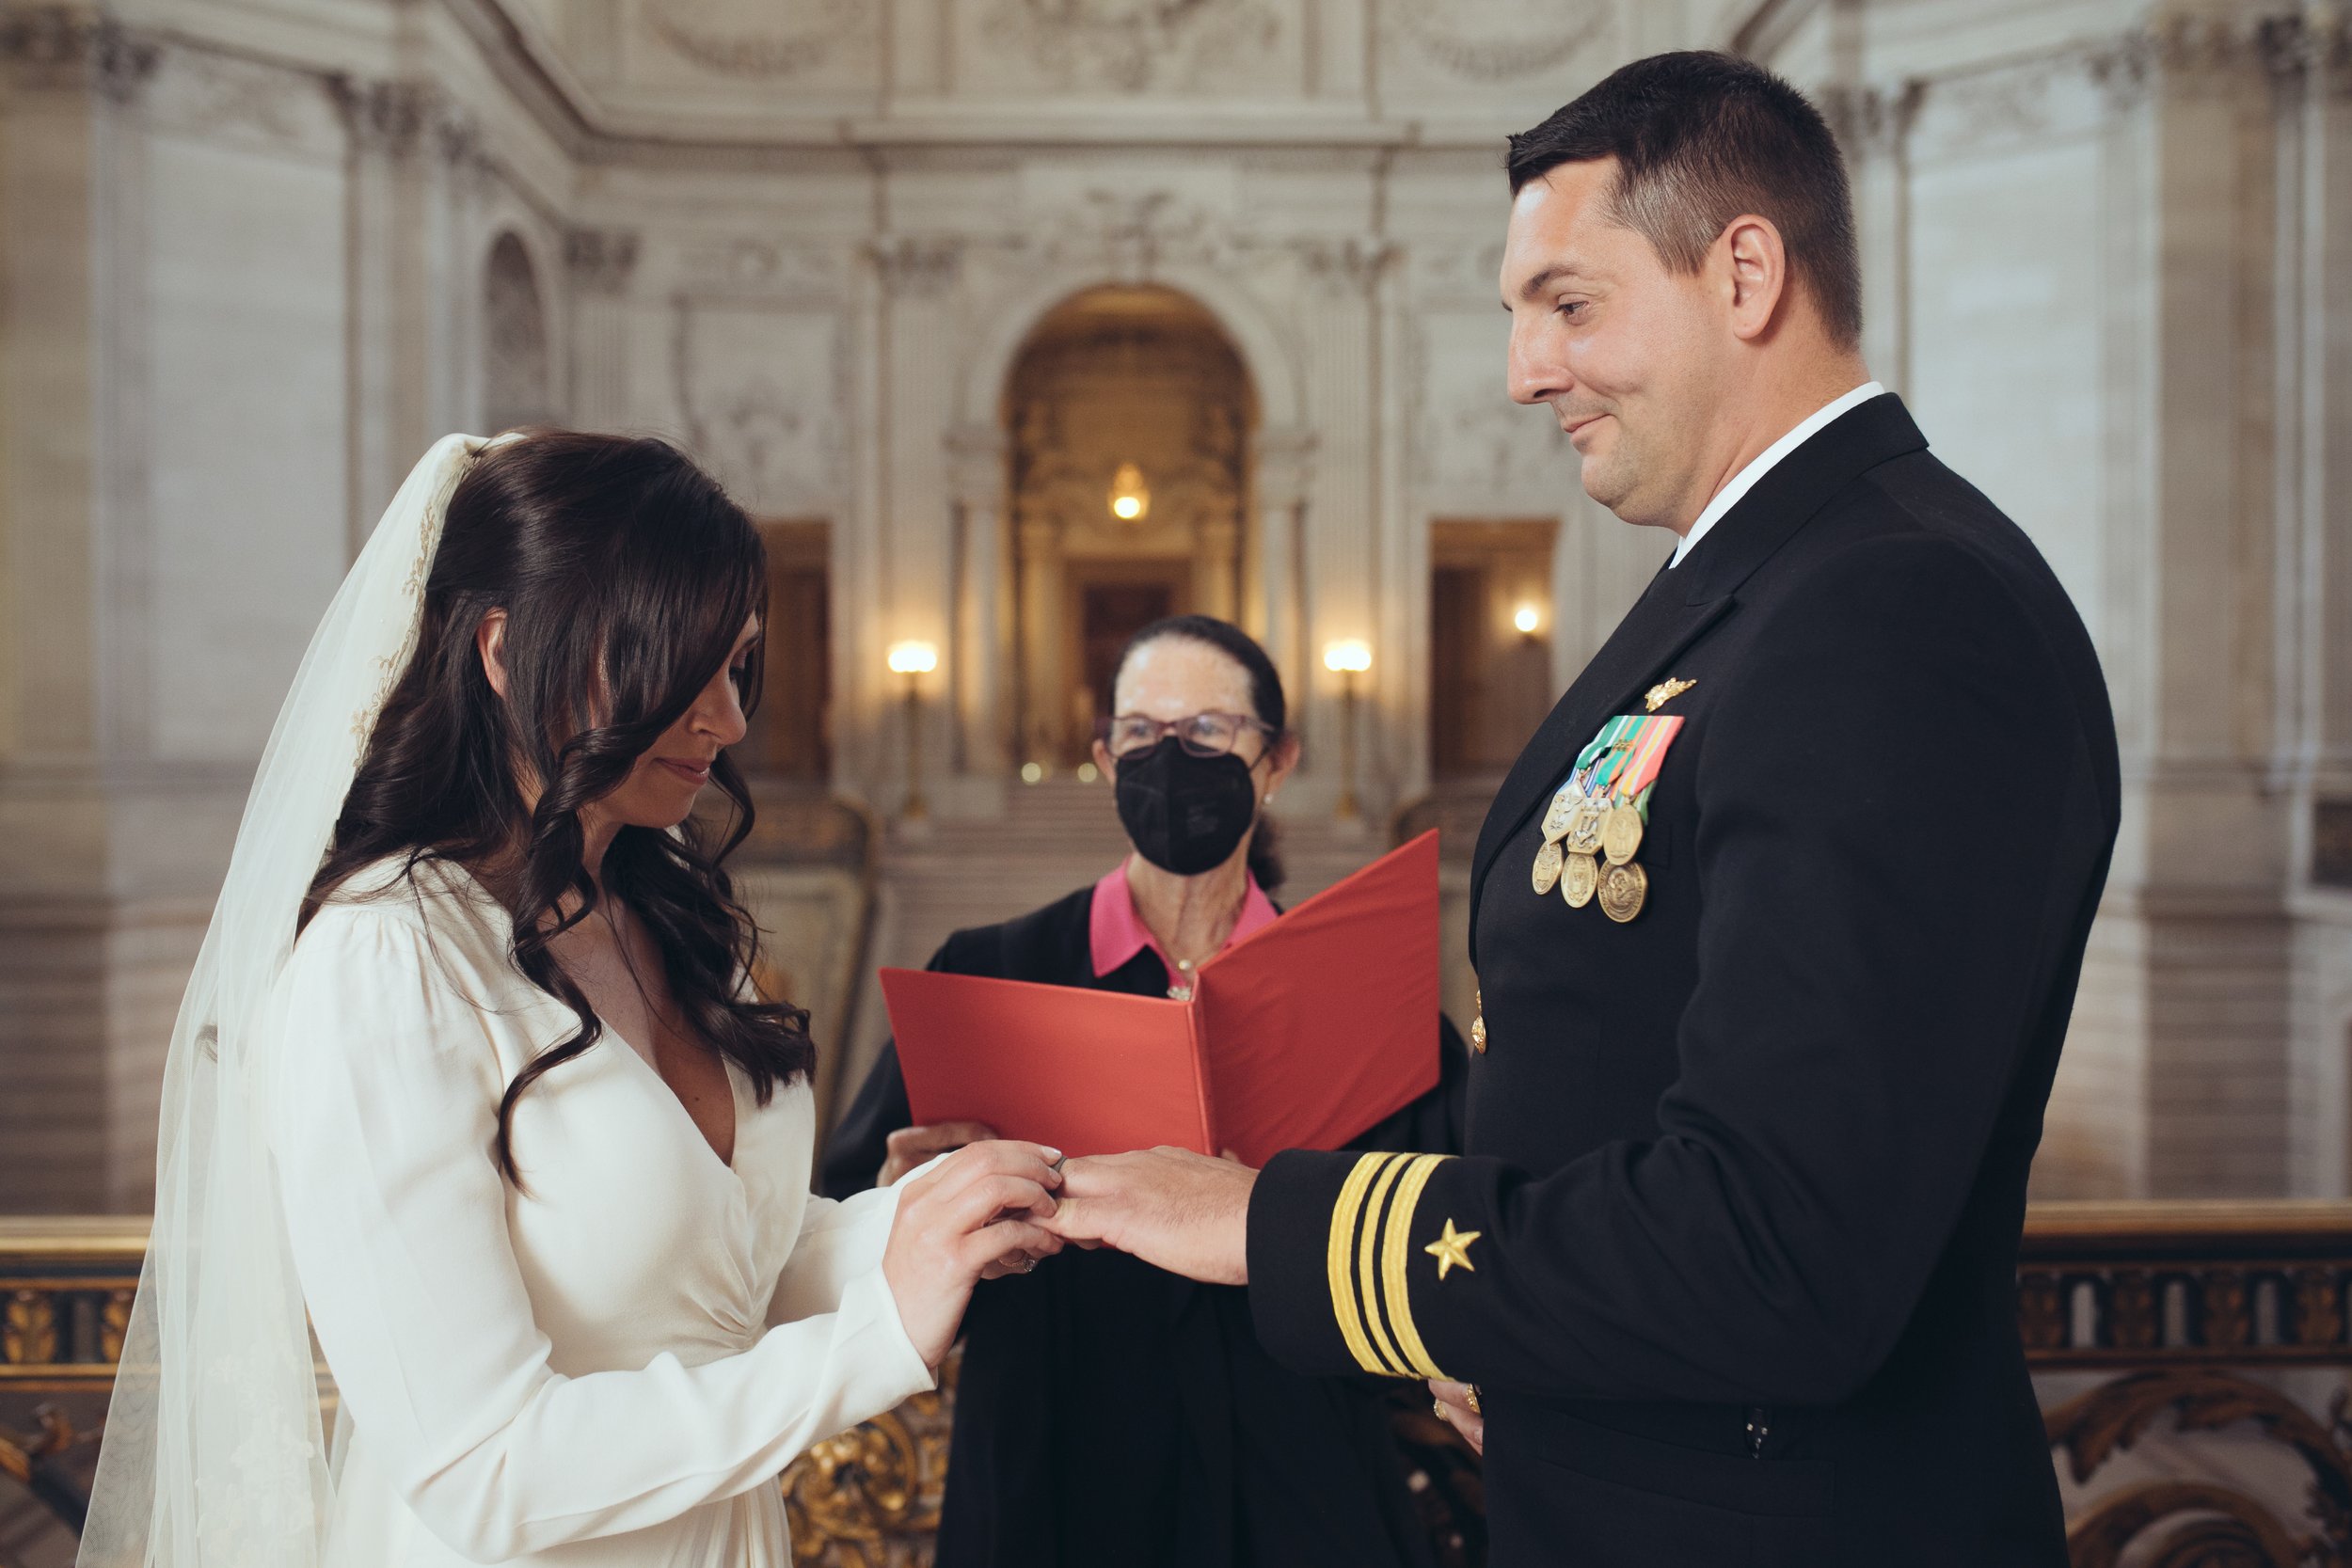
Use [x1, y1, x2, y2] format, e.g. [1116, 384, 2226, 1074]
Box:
[1668, 382, 1885, 568]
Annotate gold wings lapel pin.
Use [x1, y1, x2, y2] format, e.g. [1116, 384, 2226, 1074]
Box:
[1644, 677, 1696, 714]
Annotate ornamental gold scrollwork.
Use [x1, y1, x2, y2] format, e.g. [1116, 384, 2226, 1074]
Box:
[4, 1289, 57, 1365]
[2046, 1369, 2352, 1568]
[778, 1353, 956, 1566]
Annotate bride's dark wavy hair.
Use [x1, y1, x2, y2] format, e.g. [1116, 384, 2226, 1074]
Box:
[305, 430, 814, 1182]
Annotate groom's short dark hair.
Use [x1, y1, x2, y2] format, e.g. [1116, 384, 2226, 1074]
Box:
[1507, 51, 1862, 349]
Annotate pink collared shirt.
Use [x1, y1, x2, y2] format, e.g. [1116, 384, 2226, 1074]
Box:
[1088, 860, 1279, 999]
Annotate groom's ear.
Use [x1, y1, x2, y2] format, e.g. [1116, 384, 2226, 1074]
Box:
[476, 610, 513, 700]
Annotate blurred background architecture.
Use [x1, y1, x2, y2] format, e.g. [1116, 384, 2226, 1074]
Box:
[4, 0, 2352, 1559]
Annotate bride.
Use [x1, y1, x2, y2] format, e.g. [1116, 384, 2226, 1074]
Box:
[78, 431, 1062, 1567]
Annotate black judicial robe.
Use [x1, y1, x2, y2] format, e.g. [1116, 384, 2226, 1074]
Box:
[822, 885, 1467, 1568]
[1247, 395, 2120, 1568]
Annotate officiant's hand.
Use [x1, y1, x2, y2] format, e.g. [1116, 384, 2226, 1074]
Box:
[879, 1119, 998, 1188]
[883, 1140, 1063, 1369]
[1042, 1147, 1255, 1286]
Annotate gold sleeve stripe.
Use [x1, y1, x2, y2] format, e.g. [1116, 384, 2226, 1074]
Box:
[1325, 1152, 1402, 1376]
[1380, 1152, 1453, 1381]
[1356, 1153, 1415, 1377]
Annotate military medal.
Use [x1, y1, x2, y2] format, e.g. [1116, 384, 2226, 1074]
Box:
[1552, 711, 1685, 923]
[1562, 849, 1599, 908]
[1564, 796, 1607, 857]
[1531, 839, 1565, 895]
[1542, 785, 1578, 844]
[1597, 860, 1648, 923]
[1601, 802, 1645, 865]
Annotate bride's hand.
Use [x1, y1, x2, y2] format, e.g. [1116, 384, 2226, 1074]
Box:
[881, 1140, 1064, 1368]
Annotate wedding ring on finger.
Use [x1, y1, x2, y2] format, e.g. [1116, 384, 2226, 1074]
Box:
[1465, 1384, 1482, 1415]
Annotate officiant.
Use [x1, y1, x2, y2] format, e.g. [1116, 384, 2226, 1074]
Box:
[822, 613, 1467, 1568]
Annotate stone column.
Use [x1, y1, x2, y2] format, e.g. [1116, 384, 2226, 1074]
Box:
[945, 422, 1009, 784]
[1253, 423, 1315, 692]
[331, 75, 436, 553]
[566, 227, 640, 432]
[1016, 515, 1063, 768]
[0, 8, 160, 1212]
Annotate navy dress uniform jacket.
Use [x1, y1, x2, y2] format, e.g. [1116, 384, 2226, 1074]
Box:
[1246, 395, 2121, 1568]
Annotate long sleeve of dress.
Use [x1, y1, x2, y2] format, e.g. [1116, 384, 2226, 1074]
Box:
[766, 1186, 900, 1326]
[268, 903, 935, 1562]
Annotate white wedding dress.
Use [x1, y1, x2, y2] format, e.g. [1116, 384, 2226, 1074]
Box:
[266, 856, 931, 1567]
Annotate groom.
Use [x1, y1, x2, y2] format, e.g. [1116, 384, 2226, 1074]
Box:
[1043, 51, 2119, 1568]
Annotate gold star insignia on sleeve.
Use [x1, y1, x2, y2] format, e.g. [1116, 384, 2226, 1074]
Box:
[1424, 1219, 1481, 1280]
[1644, 677, 1695, 713]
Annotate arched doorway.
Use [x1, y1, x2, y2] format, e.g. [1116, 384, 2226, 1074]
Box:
[482, 231, 552, 433]
[1004, 285, 1254, 768]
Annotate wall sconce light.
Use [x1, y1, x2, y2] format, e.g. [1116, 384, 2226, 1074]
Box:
[1322, 640, 1373, 823]
[1513, 603, 1542, 637]
[886, 641, 938, 819]
[1108, 462, 1151, 522]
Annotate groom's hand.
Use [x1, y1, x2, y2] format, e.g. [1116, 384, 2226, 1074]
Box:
[1043, 1147, 1255, 1286]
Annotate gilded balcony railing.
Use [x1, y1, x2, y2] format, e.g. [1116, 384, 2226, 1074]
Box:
[2020, 1201, 2352, 1568]
[11, 1205, 2352, 1566]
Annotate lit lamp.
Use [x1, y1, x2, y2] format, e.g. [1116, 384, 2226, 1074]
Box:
[1322, 639, 1373, 824]
[1108, 463, 1151, 522]
[886, 641, 938, 820]
[1513, 603, 1543, 637]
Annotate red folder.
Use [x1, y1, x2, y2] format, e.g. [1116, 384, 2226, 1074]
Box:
[880, 832, 1441, 1168]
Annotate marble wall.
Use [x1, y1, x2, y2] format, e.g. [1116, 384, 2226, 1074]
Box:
[0, 0, 2344, 1211]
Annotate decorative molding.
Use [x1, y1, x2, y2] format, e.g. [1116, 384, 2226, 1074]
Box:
[975, 0, 1281, 95]
[565, 227, 641, 296]
[325, 72, 485, 170]
[326, 74, 434, 159]
[1016, 189, 1245, 283]
[641, 0, 866, 82]
[866, 234, 963, 299]
[677, 237, 842, 296]
[1818, 79, 1923, 163]
[0, 5, 157, 102]
[1387, 0, 1607, 84]
[1294, 236, 1402, 293]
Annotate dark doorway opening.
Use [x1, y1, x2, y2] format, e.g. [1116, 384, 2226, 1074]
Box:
[748, 520, 831, 784]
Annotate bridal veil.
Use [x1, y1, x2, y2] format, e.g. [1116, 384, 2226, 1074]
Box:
[79, 434, 506, 1567]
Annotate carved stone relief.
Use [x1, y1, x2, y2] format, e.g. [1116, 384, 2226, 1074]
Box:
[1906, 49, 2122, 166]
[141, 45, 342, 161]
[677, 236, 843, 299]
[970, 0, 1287, 96]
[1409, 311, 1567, 509]
[0, 5, 158, 100]
[671, 298, 846, 515]
[1384, 0, 1610, 84]
[637, 0, 873, 84]
[565, 227, 641, 297]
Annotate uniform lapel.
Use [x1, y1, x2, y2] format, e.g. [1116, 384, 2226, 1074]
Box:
[1466, 395, 1931, 950]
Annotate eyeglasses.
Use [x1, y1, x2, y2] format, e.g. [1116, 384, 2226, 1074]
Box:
[1097, 711, 1279, 761]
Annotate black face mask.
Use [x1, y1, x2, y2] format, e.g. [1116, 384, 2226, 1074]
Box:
[1113, 736, 1260, 876]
